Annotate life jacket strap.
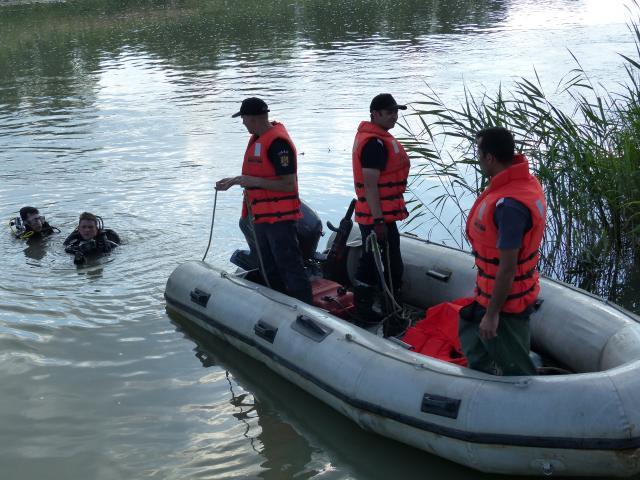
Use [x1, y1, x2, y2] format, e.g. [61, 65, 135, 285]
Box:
[251, 194, 299, 205]
[477, 266, 537, 282]
[252, 209, 301, 220]
[476, 283, 536, 301]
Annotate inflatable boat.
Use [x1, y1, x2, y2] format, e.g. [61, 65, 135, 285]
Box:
[164, 207, 640, 477]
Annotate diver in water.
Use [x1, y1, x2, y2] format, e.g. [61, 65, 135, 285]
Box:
[10, 206, 59, 239]
[63, 212, 121, 265]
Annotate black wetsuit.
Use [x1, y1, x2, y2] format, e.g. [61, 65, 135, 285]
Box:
[20, 222, 57, 239]
[64, 229, 121, 261]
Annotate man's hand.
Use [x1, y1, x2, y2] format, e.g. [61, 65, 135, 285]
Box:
[216, 176, 260, 190]
[215, 177, 237, 191]
[236, 175, 258, 188]
[373, 220, 387, 242]
[479, 312, 500, 340]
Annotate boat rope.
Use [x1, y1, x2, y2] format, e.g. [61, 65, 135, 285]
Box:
[343, 333, 532, 386]
[244, 194, 272, 289]
[202, 189, 218, 262]
[366, 232, 411, 336]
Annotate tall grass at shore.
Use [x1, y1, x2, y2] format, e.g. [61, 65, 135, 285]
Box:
[401, 13, 640, 300]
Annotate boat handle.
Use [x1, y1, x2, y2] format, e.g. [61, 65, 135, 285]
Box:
[254, 320, 278, 344]
[426, 268, 451, 282]
[190, 288, 211, 307]
[296, 315, 327, 336]
[421, 393, 461, 419]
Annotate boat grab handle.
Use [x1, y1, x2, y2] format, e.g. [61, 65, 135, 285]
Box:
[421, 393, 461, 419]
[254, 320, 278, 343]
[292, 315, 332, 342]
[426, 269, 451, 282]
[190, 288, 211, 307]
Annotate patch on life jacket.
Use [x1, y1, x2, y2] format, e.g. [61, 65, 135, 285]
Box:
[478, 201, 487, 221]
[278, 152, 290, 168]
[473, 220, 486, 232]
[253, 143, 262, 156]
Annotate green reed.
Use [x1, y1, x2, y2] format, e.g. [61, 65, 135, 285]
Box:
[400, 10, 640, 300]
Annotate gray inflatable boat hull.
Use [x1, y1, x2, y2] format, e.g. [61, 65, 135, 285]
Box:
[165, 235, 640, 477]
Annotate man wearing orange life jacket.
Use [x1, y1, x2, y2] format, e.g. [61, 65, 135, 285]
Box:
[351, 94, 410, 333]
[459, 127, 546, 376]
[216, 97, 312, 304]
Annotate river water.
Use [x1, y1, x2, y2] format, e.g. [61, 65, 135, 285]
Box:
[0, 1, 637, 478]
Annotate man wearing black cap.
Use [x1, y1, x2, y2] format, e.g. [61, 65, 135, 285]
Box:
[352, 93, 410, 332]
[216, 97, 312, 304]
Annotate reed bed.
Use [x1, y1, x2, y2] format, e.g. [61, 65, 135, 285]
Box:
[401, 10, 640, 301]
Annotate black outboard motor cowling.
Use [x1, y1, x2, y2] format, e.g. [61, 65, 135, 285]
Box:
[296, 201, 323, 260]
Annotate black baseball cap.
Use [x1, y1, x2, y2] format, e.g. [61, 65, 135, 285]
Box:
[231, 97, 270, 118]
[370, 93, 407, 112]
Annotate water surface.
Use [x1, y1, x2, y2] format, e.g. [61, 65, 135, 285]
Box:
[0, 1, 636, 478]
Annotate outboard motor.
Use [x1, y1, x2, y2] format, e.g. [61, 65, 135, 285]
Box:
[232, 200, 323, 272]
[296, 201, 323, 260]
[231, 201, 357, 320]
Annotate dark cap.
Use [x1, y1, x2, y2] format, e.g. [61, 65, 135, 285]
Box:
[231, 97, 270, 118]
[370, 93, 407, 112]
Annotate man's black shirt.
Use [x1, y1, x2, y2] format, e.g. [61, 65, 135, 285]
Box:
[493, 198, 532, 249]
[360, 138, 387, 170]
[267, 138, 296, 175]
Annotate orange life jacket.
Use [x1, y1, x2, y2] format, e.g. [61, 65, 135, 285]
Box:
[402, 298, 472, 366]
[465, 155, 546, 313]
[352, 121, 410, 224]
[241, 122, 302, 224]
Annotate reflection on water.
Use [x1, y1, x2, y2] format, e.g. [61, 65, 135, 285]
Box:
[0, 0, 636, 478]
[23, 237, 49, 261]
[175, 316, 478, 480]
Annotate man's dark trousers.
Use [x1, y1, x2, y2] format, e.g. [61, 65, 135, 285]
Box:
[254, 220, 312, 304]
[458, 301, 536, 376]
[356, 221, 403, 292]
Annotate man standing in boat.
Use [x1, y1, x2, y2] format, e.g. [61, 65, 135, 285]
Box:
[459, 127, 546, 376]
[351, 93, 410, 333]
[216, 97, 312, 304]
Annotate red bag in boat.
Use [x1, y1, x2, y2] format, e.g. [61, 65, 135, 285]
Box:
[401, 297, 472, 366]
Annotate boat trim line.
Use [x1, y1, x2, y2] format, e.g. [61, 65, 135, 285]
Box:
[165, 293, 640, 451]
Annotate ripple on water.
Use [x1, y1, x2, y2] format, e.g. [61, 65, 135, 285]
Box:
[0, 1, 635, 478]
